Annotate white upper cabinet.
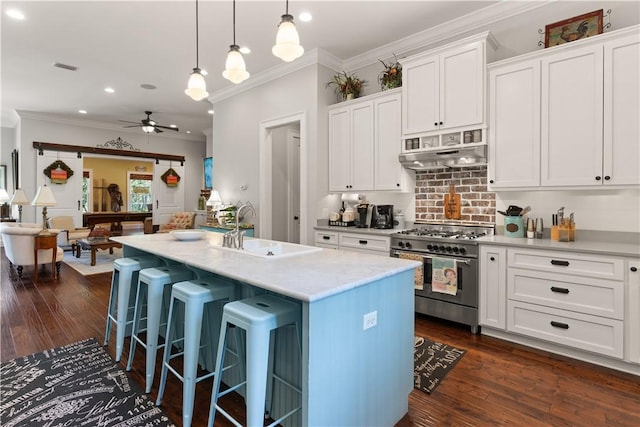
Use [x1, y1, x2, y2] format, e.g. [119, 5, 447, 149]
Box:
[488, 25, 640, 189]
[489, 60, 541, 188]
[401, 33, 495, 137]
[328, 89, 408, 193]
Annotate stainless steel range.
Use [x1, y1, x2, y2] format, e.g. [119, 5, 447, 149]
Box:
[390, 223, 494, 333]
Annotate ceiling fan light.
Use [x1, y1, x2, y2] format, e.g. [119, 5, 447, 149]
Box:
[141, 124, 155, 134]
[272, 15, 304, 62]
[223, 46, 250, 84]
[185, 68, 209, 101]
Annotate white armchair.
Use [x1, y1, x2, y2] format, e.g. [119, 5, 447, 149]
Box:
[48, 216, 91, 250]
[0, 223, 64, 278]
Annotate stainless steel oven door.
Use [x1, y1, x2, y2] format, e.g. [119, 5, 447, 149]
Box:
[391, 250, 478, 307]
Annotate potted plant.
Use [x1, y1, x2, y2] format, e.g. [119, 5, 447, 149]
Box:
[326, 71, 367, 101]
[378, 54, 402, 90]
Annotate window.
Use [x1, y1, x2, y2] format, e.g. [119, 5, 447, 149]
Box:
[128, 172, 153, 212]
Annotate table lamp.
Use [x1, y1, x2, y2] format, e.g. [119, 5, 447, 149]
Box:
[10, 189, 29, 222]
[206, 189, 223, 224]
[0, 189, 10, 219]
[31, 184, 56, 234]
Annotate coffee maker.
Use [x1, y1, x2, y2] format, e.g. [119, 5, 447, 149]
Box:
[373, 205, 394, 229]
[355, 203, 374, 228]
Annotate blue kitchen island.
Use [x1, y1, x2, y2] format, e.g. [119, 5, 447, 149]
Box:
[111, 232, 419, 426]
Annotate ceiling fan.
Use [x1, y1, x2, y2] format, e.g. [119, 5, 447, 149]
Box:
[120, 111, 178, 133]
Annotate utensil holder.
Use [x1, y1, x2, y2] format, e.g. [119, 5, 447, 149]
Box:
[504, 216, 525, 238]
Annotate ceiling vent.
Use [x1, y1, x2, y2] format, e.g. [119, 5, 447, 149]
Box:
[53, 62, 78, 71]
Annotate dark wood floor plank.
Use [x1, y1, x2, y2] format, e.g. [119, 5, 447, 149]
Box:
[2, 246, 639, 427]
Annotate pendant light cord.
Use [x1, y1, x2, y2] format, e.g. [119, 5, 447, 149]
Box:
[285, 0, 289, 15]
[195, 0, 200, 68]
[232, 0, 236, 45]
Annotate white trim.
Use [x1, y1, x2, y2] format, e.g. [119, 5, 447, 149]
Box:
[259, 112, 307, 244]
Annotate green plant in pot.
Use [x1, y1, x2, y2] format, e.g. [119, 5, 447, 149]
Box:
[378, 54, 402, 90]
[326, 71, 367, 101]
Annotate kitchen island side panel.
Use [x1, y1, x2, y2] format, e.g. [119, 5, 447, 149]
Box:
[303, 269, 414, 426]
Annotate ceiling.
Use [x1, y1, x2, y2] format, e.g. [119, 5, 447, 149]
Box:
[1, 1, 498, 140]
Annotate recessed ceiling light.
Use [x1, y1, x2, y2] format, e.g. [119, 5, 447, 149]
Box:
[186, 130, 191, 134]
[208, 110, 214, 115]
[104, 87, 115, 93]
[239, 46, 251, 54]
[298, 12, 312, 22]
[6, 9, 25, 20]
[140, 83, 157, 90]
[78, 110, 87, 114]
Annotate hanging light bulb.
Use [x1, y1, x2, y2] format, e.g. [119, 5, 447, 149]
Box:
[141, 124, 155, 134]
[223, 0, 249, 84]
[272, 0, 304, 62]
[185, 0, 209, 101]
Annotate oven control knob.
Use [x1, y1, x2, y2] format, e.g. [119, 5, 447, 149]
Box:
[439, 245, 445, 251]
[427, 244, 433, 250]
[405, 242, 412, 250]
[398, 241, 405, 248]
[452, 247, 459, 253]
[459, 247, 466, 255]
[445, 246, 452, 252]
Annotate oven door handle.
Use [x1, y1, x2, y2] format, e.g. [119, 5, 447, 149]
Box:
[391, 250, 471, 265]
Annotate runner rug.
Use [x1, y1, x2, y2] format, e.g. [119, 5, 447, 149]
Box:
[0, 338, 176, 426]
[414, 335, 466, 394]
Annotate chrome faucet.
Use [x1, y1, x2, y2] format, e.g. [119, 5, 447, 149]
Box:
[223, 203, 256, 249]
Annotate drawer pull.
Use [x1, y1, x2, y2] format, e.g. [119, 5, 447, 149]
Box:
[359, 240, 368, 245]
[550, 286, 570, 294]
[323, 236, 330, 240]
[550, 321, 569, 329]
[550, 260, 570, 267]
[631, 267, 638, 272]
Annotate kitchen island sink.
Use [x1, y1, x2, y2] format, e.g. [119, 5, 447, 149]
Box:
[209, 237, 323, 258]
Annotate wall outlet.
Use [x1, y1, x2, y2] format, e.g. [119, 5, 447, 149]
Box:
[363, 311, 377, 330]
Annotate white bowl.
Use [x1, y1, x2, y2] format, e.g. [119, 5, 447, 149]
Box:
[170, 230, 206, 241]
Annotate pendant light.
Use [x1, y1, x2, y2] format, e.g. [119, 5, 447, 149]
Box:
[185, 0, 209, 101]
[223, 0, 249, 84]
[272, 0, 304, 62]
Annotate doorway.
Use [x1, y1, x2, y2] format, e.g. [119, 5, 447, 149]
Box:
[259, 112, 307, 244]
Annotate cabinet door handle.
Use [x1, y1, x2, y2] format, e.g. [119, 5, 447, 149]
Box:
[434, 122, 438, 126]
[595, 176, 602, 181]
[551, 286, 570, 294]
[77, 200, 81, 210]
[489, 179, 494, 184]
[550, 321, 569, 329]
[550, 260, 570, 266]
[323, 235, 330, 240]
[490, 257, 495, 261]
[439, 121, 443, 126]
[359, 240, 368, 245]
[604, 176, 611, 181]
[631, 267, 638, 272]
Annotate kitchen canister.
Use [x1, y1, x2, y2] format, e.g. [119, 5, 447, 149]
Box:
[395, 212, 405, 230]
[504, 216, 525, 238]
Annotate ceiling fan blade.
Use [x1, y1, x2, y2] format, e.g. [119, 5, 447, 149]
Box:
[118, 120, 141, 124]
[154, 128, 164, 133]
[122, 125, 141, 128]
[154, 125, 179, 131]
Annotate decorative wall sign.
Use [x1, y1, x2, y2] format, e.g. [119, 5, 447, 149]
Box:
[542, 9, 604, 48]
[96, 136, 140, 151]
[161, 168, 181, 187]
[43, 160, 74, 184]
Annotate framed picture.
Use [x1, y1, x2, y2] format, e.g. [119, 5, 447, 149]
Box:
[0, 165, 6, 190]
[204, 157, 213, 189]
[545, 9, 603, 48]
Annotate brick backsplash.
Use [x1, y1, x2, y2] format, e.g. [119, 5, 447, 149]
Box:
[415, 166, 496, 224]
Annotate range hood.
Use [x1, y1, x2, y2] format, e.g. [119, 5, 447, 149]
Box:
[399, 144, 487, 171]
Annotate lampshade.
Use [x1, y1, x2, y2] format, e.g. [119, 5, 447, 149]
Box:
[207, 189, 222, 206]
[185, 68, 209, 101]
[272, 14, 304, 62]
[0, 189, 10, 203]
[31, 185, 57, 206]
[10, 189, 29, 205]
[223, 45, 250, 84]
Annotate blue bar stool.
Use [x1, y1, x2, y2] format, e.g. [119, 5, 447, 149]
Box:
[126, 265, 193, 393]
[208, 294, 302, 427]
[104, 255, 164, 361]
[156, 277, 238, 427]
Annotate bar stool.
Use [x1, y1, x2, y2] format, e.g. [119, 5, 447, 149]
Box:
[126, 265, 194, 393]
[104, 255, 164, 362]
[156, 277, 238, 427]
[208, 294, 302, 427]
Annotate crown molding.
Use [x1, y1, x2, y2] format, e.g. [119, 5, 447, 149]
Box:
[343, 1, 551, 70]
[15, 110, 205, 143]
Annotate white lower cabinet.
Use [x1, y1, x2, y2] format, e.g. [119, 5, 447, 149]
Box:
[480, 245, 637, 370]
[315, 230, 390, 256]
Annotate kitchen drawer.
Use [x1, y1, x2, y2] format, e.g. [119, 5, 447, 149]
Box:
[507, 300, 623, 359]
[339, 233, 390, 253]
[508, 248, 624, 281]
[508, 268, 624, 320]
[316, 243, 338, 250]
[315, 231, 339, 246]
[339, 246, 389, 257]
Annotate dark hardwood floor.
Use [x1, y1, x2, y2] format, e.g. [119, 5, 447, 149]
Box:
[1, 246, 639, 426]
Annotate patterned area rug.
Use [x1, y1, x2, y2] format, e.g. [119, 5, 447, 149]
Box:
[0, 338, 176, 426]
[414, 336, 466, 394]
[61, 247, 122, 276]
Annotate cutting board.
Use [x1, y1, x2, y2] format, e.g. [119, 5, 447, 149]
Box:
[444, 184, 461, 219]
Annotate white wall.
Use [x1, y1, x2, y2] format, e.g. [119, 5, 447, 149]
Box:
[15, 113, 206, 223]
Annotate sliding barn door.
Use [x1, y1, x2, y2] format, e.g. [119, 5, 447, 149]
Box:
[153, 160, 185, 225]
[35, 151, 83, 227]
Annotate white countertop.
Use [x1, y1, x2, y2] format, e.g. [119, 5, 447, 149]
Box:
[111, 232, 420, 303]
[478, 234, 640, 257]
[314, 225, 399, 236]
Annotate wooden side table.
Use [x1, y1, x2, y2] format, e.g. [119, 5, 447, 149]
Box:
[34, 233, 57, 282]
